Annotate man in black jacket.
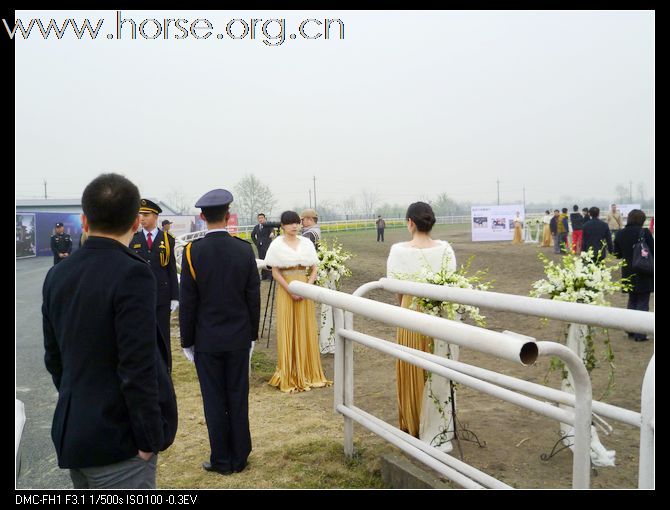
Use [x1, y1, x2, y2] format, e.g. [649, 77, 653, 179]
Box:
[180, 189, 260, 476]
[50, 222, 72, 265]
[582, 206, 613, 263]
[42, 173, 177, 489]
[130, 199, 179, 372]
[251, 213, 280, 281]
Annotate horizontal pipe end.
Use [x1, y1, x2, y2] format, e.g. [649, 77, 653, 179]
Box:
[520, 342, 538, 366]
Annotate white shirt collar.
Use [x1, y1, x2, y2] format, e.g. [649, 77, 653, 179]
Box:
[206, 228, 228, 235]
[143, 227, 159, 240]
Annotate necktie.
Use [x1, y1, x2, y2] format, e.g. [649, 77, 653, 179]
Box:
[147, 232, 153, 250]
[260, 224, 263, 232]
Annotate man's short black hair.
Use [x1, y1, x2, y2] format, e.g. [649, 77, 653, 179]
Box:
[82, 173, 140, 235]
[589, 206, 600, 218]
[257, 213, 266, 218]
[201, 204, 230, 223]
[573, 205, 579, 212]
[561, 208, 568, 214]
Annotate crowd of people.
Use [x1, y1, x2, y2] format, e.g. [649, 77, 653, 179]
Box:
[41, 175, 653, 488]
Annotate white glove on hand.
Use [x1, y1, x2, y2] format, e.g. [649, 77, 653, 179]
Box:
[183, 346, 195, 363]
[170, 300, 179, 312]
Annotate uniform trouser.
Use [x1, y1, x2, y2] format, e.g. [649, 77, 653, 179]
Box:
[195, 349, 252, 471]
[70, 455, 157, 489]
[157, 304, 172, 372]
[377, 229, 384, 242]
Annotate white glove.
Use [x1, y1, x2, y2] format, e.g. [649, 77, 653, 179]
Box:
[170, 300, 179, 312]
[183, 346, 195, 363]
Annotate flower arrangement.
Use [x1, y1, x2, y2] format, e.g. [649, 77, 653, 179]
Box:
[530, 249, 628, 306]
[530, 248, 630, 394]
[525, 217, 542, 228]
[393, 252, 491, 326]
[316, 239, 353, 288]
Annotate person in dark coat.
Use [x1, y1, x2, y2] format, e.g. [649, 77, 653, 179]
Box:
[581, 206, 613, 262]
[179, 189, 260, 476]
[251, 213, 280, 280]
[614, 209, 654, 342]
[50, 222, 72, 265]
[42, 173, 177, 489]
[130, 199, 179, 372]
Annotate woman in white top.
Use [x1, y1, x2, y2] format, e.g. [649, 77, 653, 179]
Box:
[263, 211, 331, 393]
[541, 210, 553, 247]
[386, 202, 458, 452]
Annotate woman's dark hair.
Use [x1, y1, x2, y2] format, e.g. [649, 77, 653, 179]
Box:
[405, 202, 436, 233]
[627, 209, 646, 227]
[280, 210, 301, 225]
[81, 173, 140, 235]
[545, 210, 550, 215]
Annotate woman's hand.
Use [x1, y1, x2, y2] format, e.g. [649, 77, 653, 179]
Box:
[291, 294, 304, 301]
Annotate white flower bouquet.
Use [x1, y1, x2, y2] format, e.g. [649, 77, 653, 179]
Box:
[316, 239, 353, 289]
[393, 253, 491, 326]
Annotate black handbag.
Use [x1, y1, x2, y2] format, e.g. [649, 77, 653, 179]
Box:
[632, 229, 653, 275]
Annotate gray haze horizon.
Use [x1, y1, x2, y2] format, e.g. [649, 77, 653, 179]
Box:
[15, 10, 654, 214]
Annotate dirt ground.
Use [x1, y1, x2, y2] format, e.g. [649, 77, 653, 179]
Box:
[163, 224, 654, 489]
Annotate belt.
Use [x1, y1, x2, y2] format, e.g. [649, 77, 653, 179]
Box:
[282, 265, 308, 271]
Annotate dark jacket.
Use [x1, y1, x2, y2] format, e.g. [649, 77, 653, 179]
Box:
[130, 230, 179, 306]
[570, 212, 585, 231]
[179, 231, 261, 352]
[613, 225, 654, 294]
[42, 236, 178, 469]
[582, 218, 613, 261]
[251, 221, 281, 259]
[50, 233, 72, 264]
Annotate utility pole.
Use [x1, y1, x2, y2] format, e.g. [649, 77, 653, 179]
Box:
[309, 189, 312, 208]
[629, 181, 633, 202]
[522, 186, 526, 210]
[497, 179, 500, 205]
[43, 180, 47, 199]
[313, 175, 317, 211]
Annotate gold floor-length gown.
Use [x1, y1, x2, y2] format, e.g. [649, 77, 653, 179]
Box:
[512, 221, 523, 244]
[269, 269, 332, 393]
[541, 224, 552, 247]
[396, 295, 433, 436]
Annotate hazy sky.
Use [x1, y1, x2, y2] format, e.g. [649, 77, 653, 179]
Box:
[15, 10, 654, 213]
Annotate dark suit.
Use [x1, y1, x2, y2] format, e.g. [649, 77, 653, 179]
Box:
[50, 233, 72, 265]
[582, 218, 613, 262]
[251, 221, 280, 279]
[43, 236, 178, 469]
[130, 229, 179, 371]
[179, 231, 260, 472]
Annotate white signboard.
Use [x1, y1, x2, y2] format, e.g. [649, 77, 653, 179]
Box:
[160, 215, 197, 237]
[471, 205, 525, 242]
[614, 204, 641, 226]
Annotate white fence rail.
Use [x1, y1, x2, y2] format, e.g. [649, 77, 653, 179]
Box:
[287, 279, 654, 489]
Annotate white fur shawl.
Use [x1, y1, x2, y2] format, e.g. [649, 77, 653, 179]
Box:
[264, 235, 319, 268]
[386, 240, 456, 277]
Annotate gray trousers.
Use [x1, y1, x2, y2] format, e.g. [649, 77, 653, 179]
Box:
[70, 455, 157, 489]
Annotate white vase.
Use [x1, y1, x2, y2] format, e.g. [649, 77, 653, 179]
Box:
[560, 323, 616, 467]
[319, 277, 337, 354]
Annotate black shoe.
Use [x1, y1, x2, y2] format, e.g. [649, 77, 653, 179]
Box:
[232, 462, 248, 473]
[634, 336, 649, 342]
[202, 462, 232, 475]
[626, 332, 635, 338]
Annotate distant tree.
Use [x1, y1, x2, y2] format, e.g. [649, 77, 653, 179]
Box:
[340, 196, 358, 219]
[614, 184, 629, 204]
[432, 192, 459, 216]
[360, 189, 380, 217]
[165, 189, 195, 215]
[234, 174, 277, 225]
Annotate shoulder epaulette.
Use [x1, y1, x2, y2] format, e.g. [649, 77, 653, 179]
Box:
[185, 241, 196, 280]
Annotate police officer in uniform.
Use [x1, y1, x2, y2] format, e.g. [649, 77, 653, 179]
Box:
[50, 222, 72, 265]
[161, 219, 174, 236]
[130, 199, 179, 372]
[179, 189, 260, 475]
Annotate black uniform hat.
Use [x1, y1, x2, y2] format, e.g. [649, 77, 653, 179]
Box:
[195, 189, 234, 208]
[139, 198, 162, 214]
[162, 219, 173, 226]
[55, 222, 64, 227]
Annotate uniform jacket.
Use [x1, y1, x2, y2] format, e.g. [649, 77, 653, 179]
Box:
[50, 233, 72, 261]
[179, 231, 260, 352]
[42, 236, 178, 468]
[582, 218, 613, 261]
[130, 229, 179, 306]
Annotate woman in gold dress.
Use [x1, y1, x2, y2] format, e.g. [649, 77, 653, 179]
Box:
[512, 212, 523, 244]
[541, 210, 553, 247]
[263, 211, 331, 393]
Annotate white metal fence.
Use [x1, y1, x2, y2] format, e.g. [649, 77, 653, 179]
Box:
[288, 279, 654, 489]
